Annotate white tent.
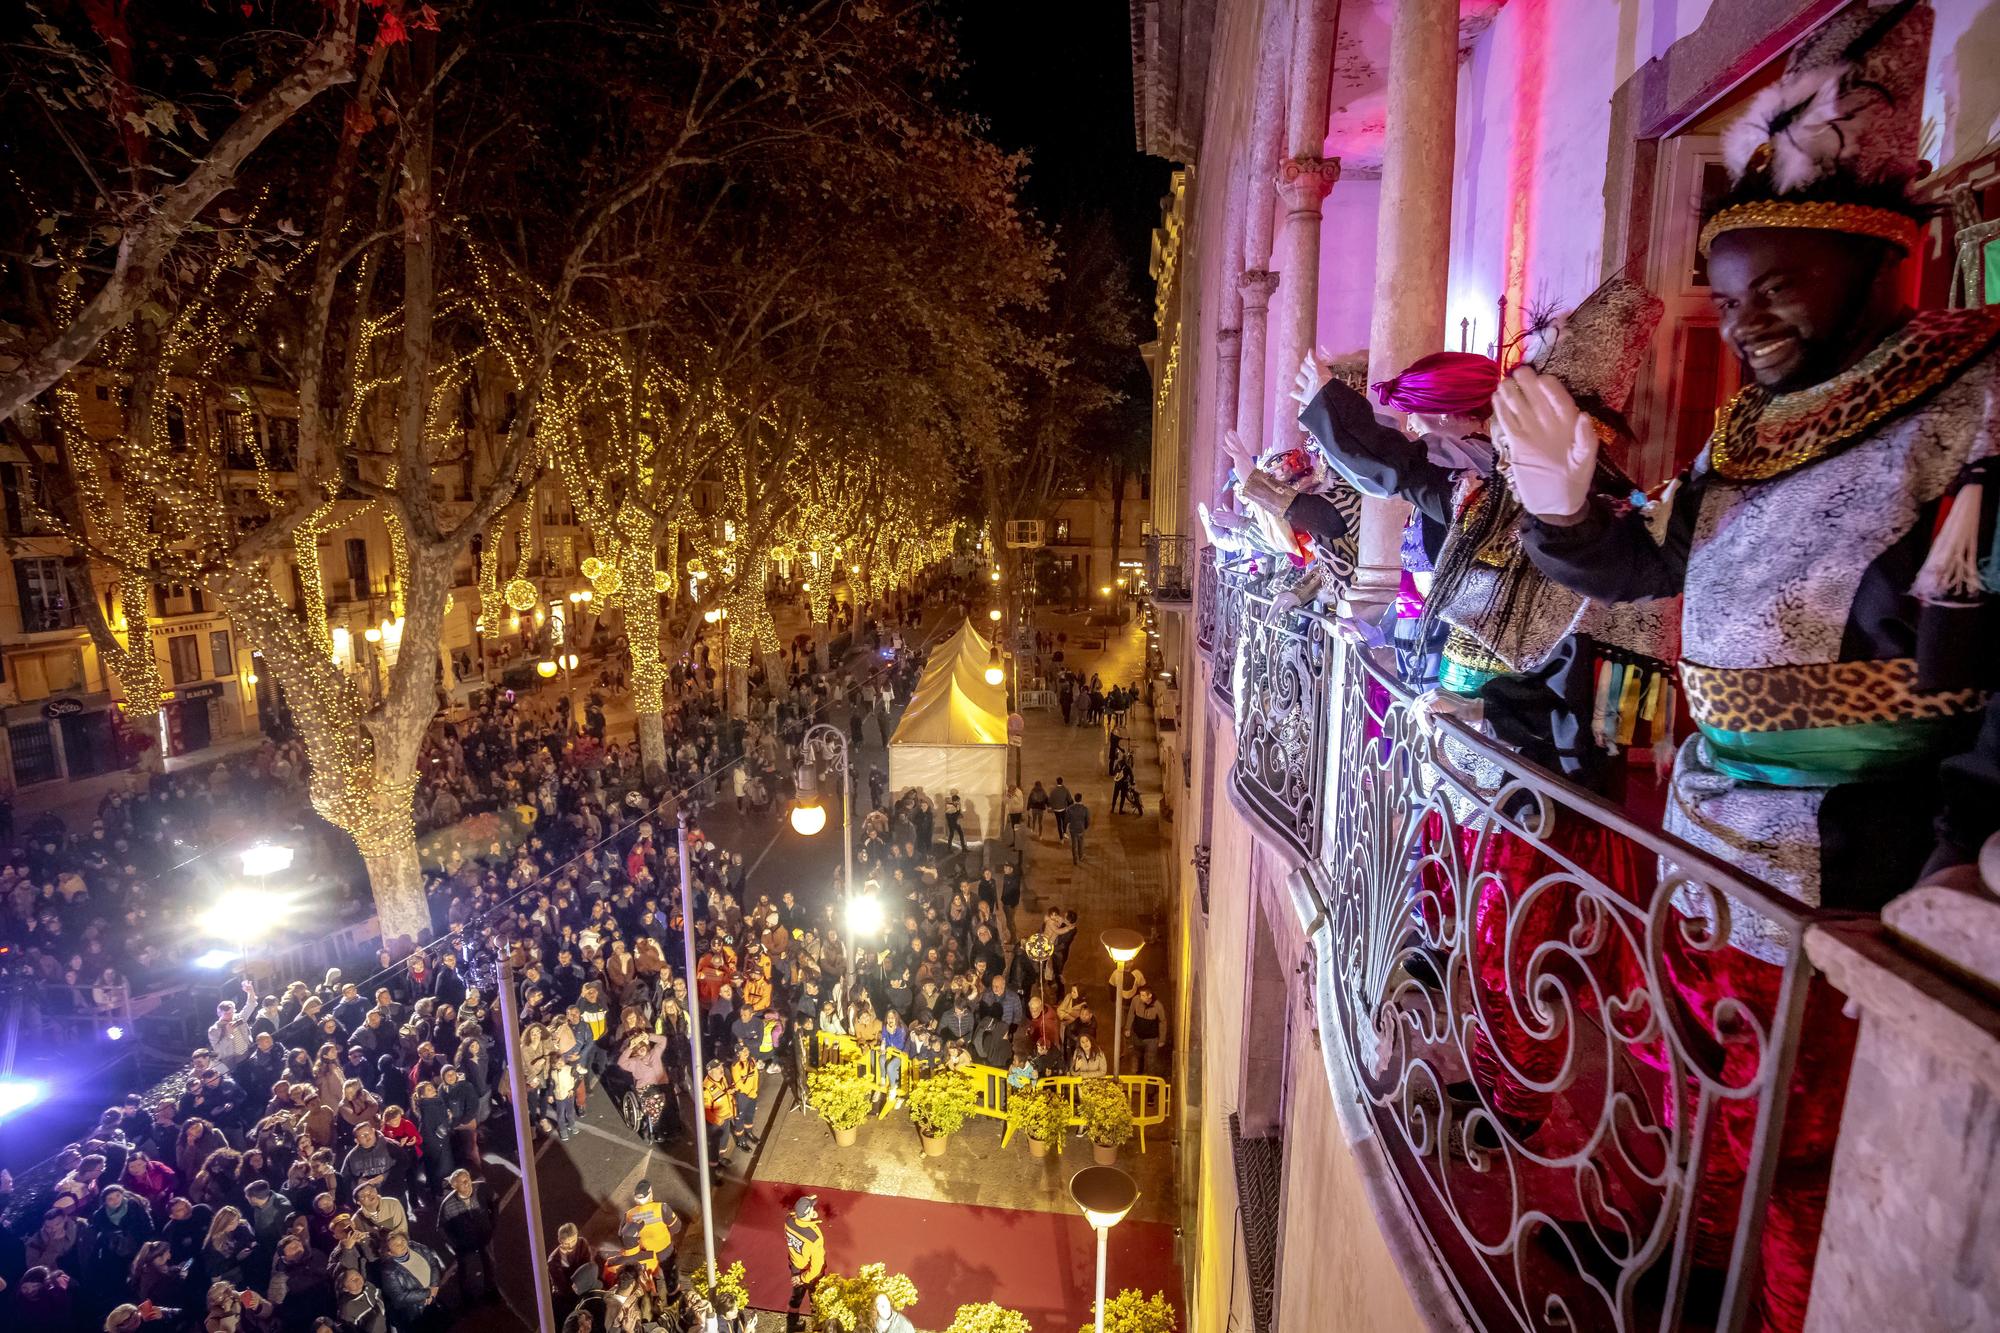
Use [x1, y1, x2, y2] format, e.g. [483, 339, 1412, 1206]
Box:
[889, 621, 1009, 842]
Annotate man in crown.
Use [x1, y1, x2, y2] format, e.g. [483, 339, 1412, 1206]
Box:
[1498, 4, 1999, 1329]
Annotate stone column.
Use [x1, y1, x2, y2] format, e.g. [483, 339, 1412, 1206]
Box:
[1270, 156, 1340, 452]
[1210, 173, 1247, 498]
[1269, 0, 1341, 455]
[1230, 1, 1290, 457]
[1802, 873, 2000, 1333]
[1234, 270, 1280, 457]
[1346, 0, 1459, 620]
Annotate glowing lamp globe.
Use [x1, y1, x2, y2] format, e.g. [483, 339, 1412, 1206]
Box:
[988, 609, 1002, 623]
[984, 664, 1005, 687]
[240, 843, 295, 878]
[703, 608, 722, 624]
[536, 660, 559, 679]
[989, 570, 1001, 583]
[790, 799, 827, 837]
[845, 893, 886, 938]
[1102, 928, 1144, 966]
[363, 626, 382, 643]
[1069, 1165, 1139, 1230]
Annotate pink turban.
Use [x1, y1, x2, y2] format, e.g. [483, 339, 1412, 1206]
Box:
[1371, 352, 1502, 418]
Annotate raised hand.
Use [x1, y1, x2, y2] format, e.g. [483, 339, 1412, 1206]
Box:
[1291, 346, 1336, 409]
[1492, 366, 1598, 519]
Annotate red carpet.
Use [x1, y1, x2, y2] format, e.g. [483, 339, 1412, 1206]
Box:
[716, 1181, 1182, 1331]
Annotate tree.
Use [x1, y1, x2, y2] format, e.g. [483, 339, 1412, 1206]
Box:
[0, 0, 367, 424]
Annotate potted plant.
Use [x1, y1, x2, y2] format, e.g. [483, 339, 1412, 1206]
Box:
[948, 1302, 1035, 1333]
[811, 1262, 920, 1331]
[687, 1260, 751, 1319]
[806, 1060, 875, 1147]
[1078, 1289, 1178, 1333]
[1077, 1077, 1134, 1165]
[905, 1068, 977, 1156]
[1006, 1085, 1067, 1158]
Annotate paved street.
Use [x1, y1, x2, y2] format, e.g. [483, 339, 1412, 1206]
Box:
[480, 610, 1179, 1330]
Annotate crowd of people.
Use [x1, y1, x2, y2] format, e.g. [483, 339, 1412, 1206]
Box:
[0, 565, 1161, 1333]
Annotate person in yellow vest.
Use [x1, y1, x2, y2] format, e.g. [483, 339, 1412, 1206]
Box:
[728, 1048, 761, 1152]
[783, 1194, 825, 1332]
[701, 1057, 736, 1169]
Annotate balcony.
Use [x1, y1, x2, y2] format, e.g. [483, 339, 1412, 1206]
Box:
[1145, 533, 1195, 605]
[1292, 638, 1844, 1333]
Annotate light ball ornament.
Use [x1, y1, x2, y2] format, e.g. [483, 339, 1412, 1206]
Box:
[504, 577, 539, 613]
[580, 556, 604, 580]
[592, 565, 623, 596]
[654, 569, 671, 593]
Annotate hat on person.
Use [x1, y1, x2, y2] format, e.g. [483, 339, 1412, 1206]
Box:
[1701, 0, 1931, 259]
[104, 1307, 144, 1333]
[793, 1194, 818, 1219]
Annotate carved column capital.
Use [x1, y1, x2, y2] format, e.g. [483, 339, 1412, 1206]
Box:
[1275, 156, 1341, 211]
[1239, 269, 1279, 310]
[1215, 327, 1243, 356]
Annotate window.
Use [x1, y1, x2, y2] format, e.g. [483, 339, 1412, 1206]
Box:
[9, 721, 58, 785]
[1, 464, 50, 535]
[1052, 519, 1071, 543]
[14, 557, 76, 631]
[42, 649, 83, 694]
[166, 401, 189, 452]
[168, 633, 202, 685]
[345, 538, 371, 593]
[219, 409, 259, 470]
[209, 630, 233, 679]
[266, 416, 299, 470]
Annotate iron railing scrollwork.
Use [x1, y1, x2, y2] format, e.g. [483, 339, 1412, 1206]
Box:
[1209, 560, 1253, 706]
[1195, 545, 1219, 657]
[1147, 533, 1195, 603]
[1227, 581, 1329, 862]
[1316, 638, 1835, 1333]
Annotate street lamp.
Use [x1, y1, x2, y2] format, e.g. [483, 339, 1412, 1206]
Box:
[1102, 929, 1144, 1076]
[536, 659, 558, 679]
[984, 646, 1005, 688]
[845, 891, 885, 939]
[789, 723, 857, 993]
[988, 608, 1002, 623]
[1069, 1166, 1139, 1333]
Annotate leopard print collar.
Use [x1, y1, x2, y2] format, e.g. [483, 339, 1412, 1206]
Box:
[1709, 308, 2000, 482]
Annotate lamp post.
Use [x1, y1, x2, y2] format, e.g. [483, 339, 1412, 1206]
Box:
[789, 722, 855, 996]
[1069, 1165, 1139, 1333]
[495, 957, 558, 1333]
[676, 810, 719, 1288]
[1101, 929, 1143, 1076]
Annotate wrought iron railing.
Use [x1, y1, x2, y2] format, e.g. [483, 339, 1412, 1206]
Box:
[1146, 533, 1195, 603]
[1227, 581, 1330, 861]
[1209, 559, 1253, 706]
[1195, 544, 1219, 657]
[1307, 639, 1842, 1333]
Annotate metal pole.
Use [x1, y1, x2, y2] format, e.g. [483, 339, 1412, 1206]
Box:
[1112, 962, 1125, 1078]
[838, 731, 855, 1000]
[1094, 1223, 1108, 1333]
[495, 959, 557, 1333]
[677, 811, 719, 1286]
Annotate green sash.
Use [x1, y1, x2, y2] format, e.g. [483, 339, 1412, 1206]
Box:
[1698, 715, 1977, 787]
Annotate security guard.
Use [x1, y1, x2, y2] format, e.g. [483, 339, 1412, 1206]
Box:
[729, 1047, 762, 1151]
[701, 1057, 736, 1166]
[784, 1194, 825, 1332]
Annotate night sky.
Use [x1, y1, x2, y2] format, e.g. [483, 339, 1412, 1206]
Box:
[947, 1, 1178, 291]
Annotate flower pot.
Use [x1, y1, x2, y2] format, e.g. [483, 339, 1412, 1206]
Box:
[1092, 1142, 1119, 1166]
[1028, 1136, 1050, 1159]
[833, 1124, 859, 1148]
[920, 1132, 949, 1157]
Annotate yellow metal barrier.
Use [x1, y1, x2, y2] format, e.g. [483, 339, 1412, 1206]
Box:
[813, 1032, 1170, 1150]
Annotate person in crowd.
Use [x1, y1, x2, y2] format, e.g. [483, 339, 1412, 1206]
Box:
[434, 1170, 497, 1305]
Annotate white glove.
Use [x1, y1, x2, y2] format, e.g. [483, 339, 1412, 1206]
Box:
[1290, 345, 1337, 412]
[1413, 687, 1484, 742]
[1220, 429, 1258, 480]
[1492, 367, 1598, 519]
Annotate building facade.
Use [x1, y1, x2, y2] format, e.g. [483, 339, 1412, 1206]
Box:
[1135, 2, 2000, 1331]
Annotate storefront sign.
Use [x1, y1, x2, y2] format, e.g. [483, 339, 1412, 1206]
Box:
[180, 683, 225, 701]
[41, 697, 85, 718]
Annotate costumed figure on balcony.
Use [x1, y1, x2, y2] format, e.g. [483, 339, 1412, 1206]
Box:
[1504, 5, 1999, 1328]
[1281, 285, 1679, 1209]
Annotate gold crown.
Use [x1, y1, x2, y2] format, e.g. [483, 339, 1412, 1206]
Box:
[1698, 199, 1921, 257]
